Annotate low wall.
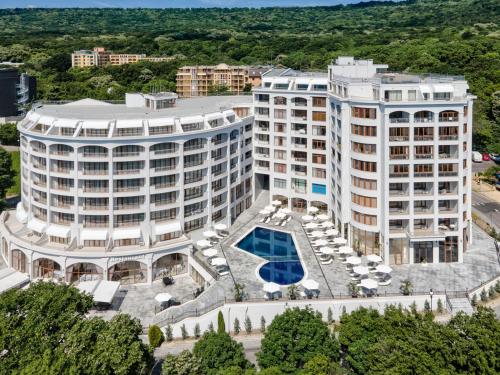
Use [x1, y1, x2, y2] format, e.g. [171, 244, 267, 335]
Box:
[468, 274, 500, 300]
[162, 294, 445, 338]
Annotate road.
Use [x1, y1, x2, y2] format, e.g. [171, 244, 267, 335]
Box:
[472, 191, 500, 231]
[471, 159, 496, 174]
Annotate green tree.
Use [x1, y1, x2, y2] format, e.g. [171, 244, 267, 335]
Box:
[399, 279, 413, 295]
[194, 323, 201, 338]
[233, 283, 245, 302]
[165, 324, 173, 341]
[218, 311, 226, 334]
[148, 324, 164, 348]
[181, 324, 188, 340]
[0, 148, 15, 198]
[327, 307, 334, 324]
[257, 307, 340, 373]
[162, 350, 202, 375]
[260, 316, 266, 333]
[244, 316, 252, 334]
[0, 123, 19, 145]
[193, 332, 252, 375]
[234, 317, 240, 335]
[300, 354, 345, 375]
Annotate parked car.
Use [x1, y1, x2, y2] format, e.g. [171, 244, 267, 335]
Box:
[472, 151, 482, 162]
[490, 154, 500, 164]
[482, 153, 491, 161]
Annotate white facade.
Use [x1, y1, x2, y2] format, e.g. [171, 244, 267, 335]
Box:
[1, 95, 253, 284]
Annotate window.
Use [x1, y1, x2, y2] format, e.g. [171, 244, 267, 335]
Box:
[312, 97, 326, 107]
[312, 140, 326, 150]
[351, 193, 377, 208]
[351, 124, 377, 137]
[312, 111, 326, 121]
[351, 159, 377, 172]
[274, 163, 287, 173]
[352, 142, 376, 154]
[352, 210, 377, 225]
[274, 109, 287, 119]
[408, 90, 416, 101]
[312, 183, 326, 195]
[274, 178, 286, 189]
[274, 150, 286, 160]
[351, 107, 376, 119]
[384, 90, 402, 102]
[274, 123, 286, 133]
[351, 176, 377, 190]
[312, 168, 326, 179]
[312, 154, 326, 164]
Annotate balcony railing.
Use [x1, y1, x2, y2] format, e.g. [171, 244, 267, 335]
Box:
[389, 136, 409, 142]
[389, 172, 409, 178]
[439, 135, 459, 141]
[415, 154, 433, 159]
[414, 136, 433, 141]
[414, 172, 434, 177]
[389, 154, 409, 160]
[439, 171, 458, 177]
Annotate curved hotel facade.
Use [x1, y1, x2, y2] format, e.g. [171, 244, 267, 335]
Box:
[0, 57, 475, 286]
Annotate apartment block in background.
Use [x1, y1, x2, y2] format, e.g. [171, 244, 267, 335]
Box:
[71, 47, 173, 68]
[0, 68, 36, 121]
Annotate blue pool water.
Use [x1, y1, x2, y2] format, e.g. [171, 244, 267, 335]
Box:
[236, 227, 304, 285]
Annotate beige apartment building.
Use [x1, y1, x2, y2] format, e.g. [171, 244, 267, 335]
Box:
[176, 64, 271, 98]
[72, 47, 173, 68]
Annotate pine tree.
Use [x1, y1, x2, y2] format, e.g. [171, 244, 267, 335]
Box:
[217, 311, 226, 334]
[260, 316, 266, 333]
[244, 316, 252, 334]
[194, 323, 201, 338]
[234, 318, 240, 335]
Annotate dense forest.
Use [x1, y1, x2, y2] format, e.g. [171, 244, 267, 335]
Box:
[0, 0, 498, 151]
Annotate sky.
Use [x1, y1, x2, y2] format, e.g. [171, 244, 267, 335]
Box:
[0, 0, 390, 8]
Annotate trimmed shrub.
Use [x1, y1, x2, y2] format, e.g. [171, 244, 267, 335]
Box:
[147, 325, 164, 348]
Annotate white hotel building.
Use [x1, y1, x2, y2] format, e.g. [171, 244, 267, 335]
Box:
[0, 57, 474, 286]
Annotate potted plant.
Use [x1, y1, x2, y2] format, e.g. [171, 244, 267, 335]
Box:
[287, 284, 299, 300]
[399, 279, 413, 296]
[348, 281, 360, 298]
[233, 283, 245, 302]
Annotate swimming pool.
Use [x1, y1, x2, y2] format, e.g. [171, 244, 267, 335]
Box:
[235, 227, 304, 285]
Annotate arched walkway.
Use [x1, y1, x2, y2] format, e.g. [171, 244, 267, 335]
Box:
[66, 263, 103, 283]
[11, 249, 28, 273]
[108, 261, 147, 285]
[152, 253, 188, 281]
[272, 195, 288, 208]
[291, 198, 307, 213]
[33, 258, 62, 279]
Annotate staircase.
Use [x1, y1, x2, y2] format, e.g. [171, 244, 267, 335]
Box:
[447, 297, 474, 316]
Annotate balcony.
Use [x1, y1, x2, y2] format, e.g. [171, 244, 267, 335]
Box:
[439, 171, 458, 177]
[415, 154, 433, 159]
[389, 172, 409, 178]
[389, 154, 409, 160]
[414, 136, 433, 141]
[389, 136, 409, 142]
[439, 135, 459, 141]
[414, 207, 433, 215]
[114, 169, 139, 175]
[84, 169, 108, 175]
[389, 189, 408, 197]
[414, 172, 433, 178]
[414, 189, 433, 196]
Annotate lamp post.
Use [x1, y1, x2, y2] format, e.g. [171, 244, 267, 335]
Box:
[429, 288, 434, 312]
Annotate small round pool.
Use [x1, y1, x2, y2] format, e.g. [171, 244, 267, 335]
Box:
[258, 260, 305, 285]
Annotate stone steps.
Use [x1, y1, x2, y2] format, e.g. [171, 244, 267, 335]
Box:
[448, 297, 474, 316]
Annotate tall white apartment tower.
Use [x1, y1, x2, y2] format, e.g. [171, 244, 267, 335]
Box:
[329, 57, 474, 265]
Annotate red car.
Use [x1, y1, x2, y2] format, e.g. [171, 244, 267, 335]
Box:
[483, 153, 491, 161]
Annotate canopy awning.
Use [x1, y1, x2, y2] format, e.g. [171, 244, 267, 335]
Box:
[205, 113, 224, 121]
[433, 84, 454, 93]
[155, 221, 182, 236]
[180, 115, 204, 124]
[27, 218, 46, 233]
[155, 293, 173, 303]
[0, 271, 30, 293]
[112, 227, 141, 240]
[54, 118, 79, 128]
[116, 119, 143, 128]
[76, 280, 100, 295]
[93, 281, 120, 304]
[223, 110, 235, 118]
[148, 117, 175, 126]
[82, 120, 109, 129]
[16, 203, 28, 224]
[80, 229, 108, 241]
[46, 224, 71, 238]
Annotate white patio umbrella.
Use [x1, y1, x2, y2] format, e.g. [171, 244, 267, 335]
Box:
[307, 206, 319, 214]
[211, 257, 227, 266]
[352, 266, 370, 276]
[280, 208, 291, 214]
[202, 248, 218, 257]
[262, 282, 281, 294]
[271, 200, 282, 206]
[301, 215, 314, 222]
[275, 212, 286, 219]
[332, 237, 347, 245]
[367, 254, 383, 263]
[264, 205, 275, 212]
[214, 223, 227, 231]
[320, 246, 335, 255]
[304, 222, 319, 230]
[325, 229, 339, 237]
[301, 279, 319, 290]
[310, 231, 325, 238]
[375, 264, 393, 274]
[338, 246, 354, 255]
[259, 209, 271, 215]
[155, 293, 173, 303]
[314, 239, 329, 247]
[203, 230, 218, 238]
[317, 214, 329, 221]
[197, 239, 212, 248]
[346, 256, 362, 265]
[360, 279, 378, 290]
[321, 221, 334, 228]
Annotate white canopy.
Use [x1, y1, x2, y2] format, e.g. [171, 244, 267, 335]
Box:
[81, 120, 109, 129]
[264, 205, 275, 212]
[113, 227, 141, 240]
[352, 266, 370, 276]
[307, 206, 319, 213]
[214, 223, 227, 231]
[202, 248, 218, 257]
[46, 224, 71, 238]
[279, 208, 291, 214]
[211, 257, 227, 266]
[203, 230, 218, 238]
[367, 254, 383, 263]
[275, 212, 286, 219]
[317, 214, 329, 221]
[301, 279, 319, 290]
[197, 239, 212, 248]
[271, 200, 282, 206]
[93, 281, 120, 304]
[338, 246, 354, 255]
[320, 247, 335, 255]
[54, 118, 79, 128]
[360, 279, 378, 290]
[116, 119, 143, 128]
[27, 218, 46, 233]
[76, 280, 100, 295]
[310, 231, 324, 238]
[321, 221, 334, 228]
[305, 222, 318, 230]
[263, 282, 281, 294]
[180, 115, 204, 124]
[81, 229, 108, 241]
[155, 293, 173, 303]
[16, 203, 28, 224]
[375, 264, 393, 274]
[314, 239, 329, 247]
[148, 117, 175, 126]
[332, 237, 347, 245]
[259, 209, 271, 215]
[346, 256, 362, 265]
[155, 221, 182, 236]
[301, 215, 314, 222]
[0, 271, 30, 293]
[325, 229, 339, 237]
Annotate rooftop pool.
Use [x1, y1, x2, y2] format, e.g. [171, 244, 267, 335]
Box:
[235, 227, 304, 285]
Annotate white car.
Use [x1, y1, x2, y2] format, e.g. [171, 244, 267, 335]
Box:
[472, 151, 482, 162]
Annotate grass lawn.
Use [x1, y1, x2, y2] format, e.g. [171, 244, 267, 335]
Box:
[7, 150, 20, 197]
